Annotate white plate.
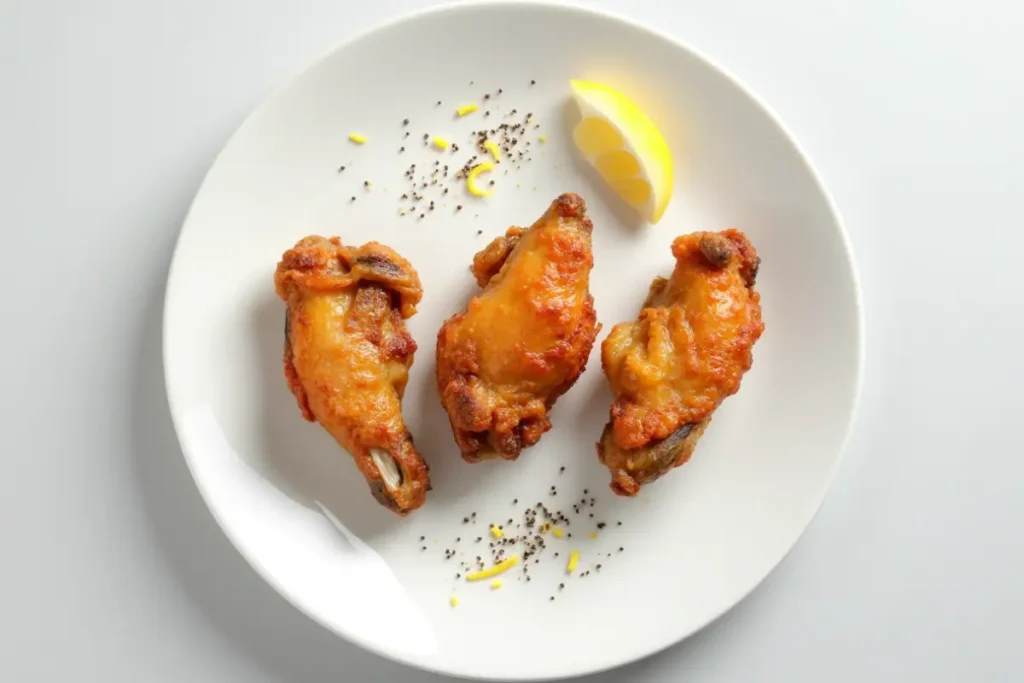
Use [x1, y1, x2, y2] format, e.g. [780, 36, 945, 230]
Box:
[163, 2, 863, 679]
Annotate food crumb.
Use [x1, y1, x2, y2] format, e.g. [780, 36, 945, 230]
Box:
[567, 550, 580, 573]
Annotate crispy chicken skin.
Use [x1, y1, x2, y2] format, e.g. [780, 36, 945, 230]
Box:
[275, 236, 430, 514]
[598, 229, 763, 496]
[436, 193, 600, 462]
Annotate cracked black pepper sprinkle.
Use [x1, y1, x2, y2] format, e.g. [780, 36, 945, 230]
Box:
[402, 118, 409, 125]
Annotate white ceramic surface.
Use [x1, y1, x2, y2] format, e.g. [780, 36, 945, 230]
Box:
[162, 2, 862, 679]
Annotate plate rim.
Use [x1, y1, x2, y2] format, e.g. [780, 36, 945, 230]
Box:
[161, 1, 866, 679]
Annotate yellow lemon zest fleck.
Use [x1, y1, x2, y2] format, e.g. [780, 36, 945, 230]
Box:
[589, 532, 597, 540]
[490, 525, 503, 539]
[567, 551, 580, 573]
[467, 162, 495, 196]
[449, 595, 458, 607]
[538, 135, 547, 143]
[483, 139, 501, 162]
[348, 133, 367, 144]
[490, 580, 502, 590]
[433, 137, 450, 150]
[466, 555, 520, 581]
[551, 527, 564, 539]
[457, 104, 479, 116]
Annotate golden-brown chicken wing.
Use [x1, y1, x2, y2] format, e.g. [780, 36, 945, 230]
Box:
[598, 229, 764, 496]
[436, 193, 600, 462]
[275, 236, 430, 514]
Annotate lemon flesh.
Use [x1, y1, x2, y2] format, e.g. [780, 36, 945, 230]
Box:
[570, 79, 674, 223]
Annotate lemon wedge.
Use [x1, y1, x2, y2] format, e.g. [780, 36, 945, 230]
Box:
[569, 79, 673, 223]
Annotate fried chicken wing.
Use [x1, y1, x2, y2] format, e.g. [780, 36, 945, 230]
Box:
[275, 236, 430, 514]
[598, 229, 764, 496]
[436, 193, 600, 462]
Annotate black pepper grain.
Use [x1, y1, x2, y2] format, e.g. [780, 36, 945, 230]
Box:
[402, 118, 409, 126]
[338, 165, 345, 172]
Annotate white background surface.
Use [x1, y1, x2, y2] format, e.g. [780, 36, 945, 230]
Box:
[1, 1, 1021, 681]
